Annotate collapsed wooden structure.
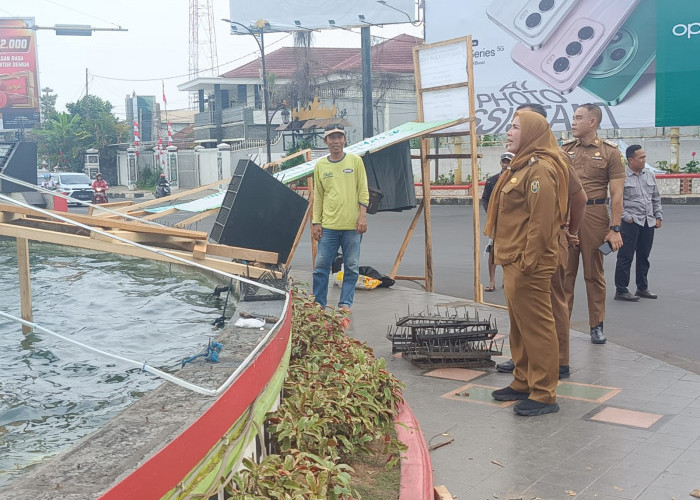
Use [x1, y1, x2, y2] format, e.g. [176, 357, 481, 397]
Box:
[0, 181, 284, 335]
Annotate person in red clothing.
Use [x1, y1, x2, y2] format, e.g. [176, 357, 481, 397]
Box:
[91, 173, 109, 204]
[91, 173, 108, 191]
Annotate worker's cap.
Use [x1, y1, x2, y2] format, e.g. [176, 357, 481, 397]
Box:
[500, 152, 514, 161]
[323, 123, 346, 138]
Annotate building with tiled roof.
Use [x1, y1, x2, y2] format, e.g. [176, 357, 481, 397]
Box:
[177, 34, 421, 152]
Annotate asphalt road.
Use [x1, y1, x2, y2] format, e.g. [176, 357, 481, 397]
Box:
[291, 204, 700, 375]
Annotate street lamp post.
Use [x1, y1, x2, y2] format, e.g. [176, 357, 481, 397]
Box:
[224, 19, 273, 165]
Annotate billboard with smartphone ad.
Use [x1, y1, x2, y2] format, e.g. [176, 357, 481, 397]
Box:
[425, 0, 700, 132]
[0, 18, 40, 129]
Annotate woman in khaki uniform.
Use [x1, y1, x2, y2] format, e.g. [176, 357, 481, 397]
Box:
[485, 110, 569, 416]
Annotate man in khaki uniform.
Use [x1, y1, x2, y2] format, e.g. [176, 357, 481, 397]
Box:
[562, 104, 625, 344]
[486, 110, 569, 416]
[497, 103, 587, 378]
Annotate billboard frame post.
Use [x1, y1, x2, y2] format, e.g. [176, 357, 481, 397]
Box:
[409, 35, 480, 298]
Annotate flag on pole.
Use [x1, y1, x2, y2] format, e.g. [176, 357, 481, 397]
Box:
[133, 120, 140, 157]
[167, 121, 173, 147]
[162, 81, 167, 105]
[158, 129, 165, 168]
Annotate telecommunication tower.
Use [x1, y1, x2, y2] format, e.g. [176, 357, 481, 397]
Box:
[188, 0, 219, 108]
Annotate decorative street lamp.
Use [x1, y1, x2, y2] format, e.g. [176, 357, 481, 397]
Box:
[223, 18, 274, 165]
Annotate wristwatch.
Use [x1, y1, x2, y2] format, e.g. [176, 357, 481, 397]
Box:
[610, 225, 621, 232]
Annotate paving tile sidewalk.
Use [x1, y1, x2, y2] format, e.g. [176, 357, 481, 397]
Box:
[295, 273, 700, 500]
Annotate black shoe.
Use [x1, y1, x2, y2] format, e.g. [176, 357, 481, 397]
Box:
[496, 359, 514, 373]
[635, 289, 658, 299]
[491, 386, 529, 401]
[590, 322, 606, 344]
[559, 365, 570, 379]
[513, 398, 560, 416]
[615, 291, 640, 302]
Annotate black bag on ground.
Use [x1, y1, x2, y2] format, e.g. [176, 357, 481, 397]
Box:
[359, 265, 395, 288]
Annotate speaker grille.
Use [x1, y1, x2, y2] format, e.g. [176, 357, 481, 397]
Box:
[210, 159, 309, 264]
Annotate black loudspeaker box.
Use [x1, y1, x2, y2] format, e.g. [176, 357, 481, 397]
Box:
[210, 159, 309, 264]
[0, 141, 38, 193]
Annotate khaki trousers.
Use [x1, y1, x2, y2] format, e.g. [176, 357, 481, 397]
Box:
[551, 230, 570, 366]
[564, 205, 609, 327]
[503, 263, 558, 404]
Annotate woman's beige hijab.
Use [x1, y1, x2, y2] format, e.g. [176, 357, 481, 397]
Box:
[484, 110, 569, 237]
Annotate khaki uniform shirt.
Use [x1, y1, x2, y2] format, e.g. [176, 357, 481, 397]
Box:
[561, 136, 625, 200]
[493, 156, 561, 275]
[565, 164, 583, 223]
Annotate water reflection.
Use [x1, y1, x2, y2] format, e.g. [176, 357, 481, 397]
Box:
[0, 239, 225, 487]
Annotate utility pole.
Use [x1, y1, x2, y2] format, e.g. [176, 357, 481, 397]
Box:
[85, 68, 89, 119]
[361, 26, 373, 139]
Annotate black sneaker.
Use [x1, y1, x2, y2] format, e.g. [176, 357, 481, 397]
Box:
[635, 289, 658, 299]
[559, 365, 570, 379]
[614, 292, 640, 301]
[513, 398, 560, 416]
[496, 359, 514, 373]
[491, 386, 529, 401]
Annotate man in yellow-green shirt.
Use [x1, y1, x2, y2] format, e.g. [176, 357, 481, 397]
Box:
[312, 124, 369, 311]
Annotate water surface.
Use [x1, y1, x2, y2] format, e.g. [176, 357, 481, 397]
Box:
[0, 239, 227, 487]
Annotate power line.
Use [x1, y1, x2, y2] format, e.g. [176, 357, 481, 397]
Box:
[92, 33, 293, 83]
[38, 0, 123, 29]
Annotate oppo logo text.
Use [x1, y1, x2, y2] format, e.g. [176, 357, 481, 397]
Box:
[673, 22, 700, 38]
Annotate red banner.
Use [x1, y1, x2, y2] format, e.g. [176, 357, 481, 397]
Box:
[0, 18, 40, 129]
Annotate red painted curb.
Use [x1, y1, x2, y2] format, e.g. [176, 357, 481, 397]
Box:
[656, 173, 700, 179]
[100, 301, 292, 499]
[395, 400, 434, 500]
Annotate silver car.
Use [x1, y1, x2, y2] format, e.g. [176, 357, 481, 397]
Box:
[50, 172, 94, 205]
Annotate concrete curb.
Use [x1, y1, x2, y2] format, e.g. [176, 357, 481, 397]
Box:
[394, 400, 434, 500]
[108, 192, 145, 199]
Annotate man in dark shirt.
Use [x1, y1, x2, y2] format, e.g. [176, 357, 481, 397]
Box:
[481, 152, 513, 291]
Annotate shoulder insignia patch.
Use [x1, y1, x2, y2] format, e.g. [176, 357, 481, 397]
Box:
[528, 155, 539, 166]
[603, 139, 618, 148]
[530, 179, 540, 194]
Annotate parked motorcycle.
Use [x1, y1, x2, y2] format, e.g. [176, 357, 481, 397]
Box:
[93, 186, 108, 204]
[155, 182, 171, 198]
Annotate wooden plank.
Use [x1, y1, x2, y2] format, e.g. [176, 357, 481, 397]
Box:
[284, 201, 311, 269]
[414, 42, 433, 292]
[0, 203, 208, 240]
[466, 34, 483, 305]
[389, 200, 424, 279]
[88, 200, 134, 215]
[17, 237, 32, 334]
[263, 148, 311, 171]
[174, 208, 218, 228]
[204, 243, 278, 265]
[193, 240, 207, 260]
[434, 485, 455, 500]
[113, 177, 232, 214]
[307, 171, 317, 268]
[421, 137, 434, 292]
[0, 223, 277, 279]
[394, 275, 427, 281]
[140, 208, 178, 221]
[88, 230, 202, 252]
[419, 81, 470, 93]
[411, 153, 482, 160]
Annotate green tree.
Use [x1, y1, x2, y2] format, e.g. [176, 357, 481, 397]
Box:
[34, 113, 89, 170]
[34, 94, 129, 183]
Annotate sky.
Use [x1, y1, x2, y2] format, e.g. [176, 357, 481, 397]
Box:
[3, 0, 422, 120]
